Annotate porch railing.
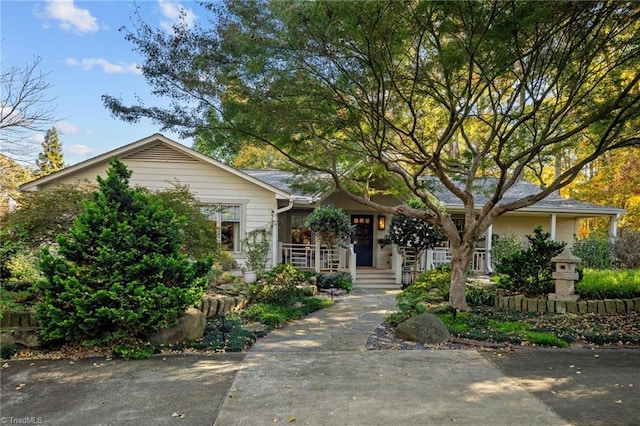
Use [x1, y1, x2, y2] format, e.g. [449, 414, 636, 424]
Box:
[425, 247, 487, 273]
[278, 243, 355, 277]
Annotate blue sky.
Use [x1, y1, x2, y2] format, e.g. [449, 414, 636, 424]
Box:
[2, 0, 210, 166]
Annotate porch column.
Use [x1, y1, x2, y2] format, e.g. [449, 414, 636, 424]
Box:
[485, 224, 493, 274]
[272, 213, 279, 267]
[550, 213, 557, 241]
[314, 236, 321, 273]
[609, 213, 620, 242]
[426, 249, 434, 270]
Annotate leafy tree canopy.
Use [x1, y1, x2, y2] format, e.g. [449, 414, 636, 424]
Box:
[0, 154, 33, 216]
[104, 0, 640, 310]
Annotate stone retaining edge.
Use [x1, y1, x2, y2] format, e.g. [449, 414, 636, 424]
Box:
[494, 295, 640, 314]
[0, 295, 249, 332]
[197, 295, 248, 318]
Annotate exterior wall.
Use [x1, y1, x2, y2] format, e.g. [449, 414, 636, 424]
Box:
[30, 149, 278, 265]
[493, 214, 578, 246]
[320, 193, 400, 269]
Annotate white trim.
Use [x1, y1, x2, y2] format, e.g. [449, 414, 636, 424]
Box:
[20, 134, 292, 199]
[485, 224, 493, 274]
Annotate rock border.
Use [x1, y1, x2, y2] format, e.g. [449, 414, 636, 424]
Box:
[495, 295, 640, 314]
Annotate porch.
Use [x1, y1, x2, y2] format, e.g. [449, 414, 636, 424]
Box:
[278, 242, 489, 288]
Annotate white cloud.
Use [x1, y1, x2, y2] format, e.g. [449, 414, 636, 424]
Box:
[66, 144, 93, 156]
[43, 0, 99, 34]
[53, 121, 80, 135]
[66, 57, 141, 75]
[158, 0, 197, 33]
[29, 133, 45, 145]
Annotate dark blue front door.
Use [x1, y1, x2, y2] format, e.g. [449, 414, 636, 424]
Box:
[351, 215, 373, 267]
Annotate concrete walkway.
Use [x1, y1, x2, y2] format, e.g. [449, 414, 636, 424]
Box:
[2, 289, 638, 425]
[214, 290, 567, 425]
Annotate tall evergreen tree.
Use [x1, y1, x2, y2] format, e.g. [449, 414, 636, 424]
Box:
[35, 127, 64, 177]
[36, 158, 211, 357]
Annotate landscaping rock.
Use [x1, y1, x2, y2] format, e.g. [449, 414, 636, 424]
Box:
[0, 329, 42, 348]
[148, 308, 206, 346]
[395, 313, 450, 344]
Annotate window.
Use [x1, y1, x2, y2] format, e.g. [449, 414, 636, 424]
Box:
[201, 204, 242, 252]
[290, 213, 312, 245]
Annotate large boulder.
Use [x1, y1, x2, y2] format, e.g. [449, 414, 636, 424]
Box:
[396, 313, 451, 344]
[0, 329, 42, 348]
[148, 308, 206, 346]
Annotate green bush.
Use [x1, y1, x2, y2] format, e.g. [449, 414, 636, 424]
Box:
[5, 251, 41, 284]
[572, 233, 613, 269]
[315, 271, 353, 291]
[214, 250, 238, 272]
[392, 268, 452, 321]
[465, 284, 497, 306]
[0, 343, 17, 359]
[35, 159, 211, 358]
[495, 226, 565, 297]
[490, 233, 524, 271]
[251, 264, 312, 305]
[148, 184, 219, 259]
[576, 269, 640, 299]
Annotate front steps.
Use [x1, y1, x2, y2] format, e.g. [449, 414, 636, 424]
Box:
[354, 269, 401, 290]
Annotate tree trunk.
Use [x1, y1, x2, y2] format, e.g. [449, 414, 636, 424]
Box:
[449, 245, 473, 311]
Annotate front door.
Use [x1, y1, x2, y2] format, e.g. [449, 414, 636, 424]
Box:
[351, 215, 373, 267]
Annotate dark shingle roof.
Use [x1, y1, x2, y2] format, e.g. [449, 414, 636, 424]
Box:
[427, 177, 624, 215]
[241, 170, 323, 199]
[243, 171, 624, 215]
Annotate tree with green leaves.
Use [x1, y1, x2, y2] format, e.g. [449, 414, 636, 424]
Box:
[36, 158, 211, 358]
[104, 1, 640, 310]
[0, 154, 33, 216]
[305, 205, 354, 271]
[35, 127, 64, 177]
[147, 184, 219, 259]
[379, 198, 446, 280]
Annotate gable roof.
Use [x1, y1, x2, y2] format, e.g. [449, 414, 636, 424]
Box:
[20, 134, 293, 200]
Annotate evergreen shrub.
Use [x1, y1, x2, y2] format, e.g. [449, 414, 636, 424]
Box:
[494, 226, 565, 296]
[35, 159, 211, 358]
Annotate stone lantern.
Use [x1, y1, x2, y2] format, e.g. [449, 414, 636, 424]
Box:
[549, 246, 581, 301]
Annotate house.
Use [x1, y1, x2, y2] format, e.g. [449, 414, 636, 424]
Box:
[20, 134, 625, 288]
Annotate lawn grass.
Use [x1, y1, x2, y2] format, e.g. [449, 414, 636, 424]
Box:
[577, 268, 640, 299]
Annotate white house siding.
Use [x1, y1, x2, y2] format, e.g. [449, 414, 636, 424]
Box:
[27, 145, 278, 265]
[492, 214, 577, 246]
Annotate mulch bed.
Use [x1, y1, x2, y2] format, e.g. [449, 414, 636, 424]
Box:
[365, 322, 511, 351]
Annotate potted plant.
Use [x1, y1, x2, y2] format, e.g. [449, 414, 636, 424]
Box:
[243, 227, 271, 283]
[305, 205, 354, 272]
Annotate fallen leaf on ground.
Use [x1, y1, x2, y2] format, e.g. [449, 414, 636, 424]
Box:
[286, 416, 296, 423]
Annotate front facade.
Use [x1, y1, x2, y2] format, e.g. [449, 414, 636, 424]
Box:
[21, 134, 625, 286]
